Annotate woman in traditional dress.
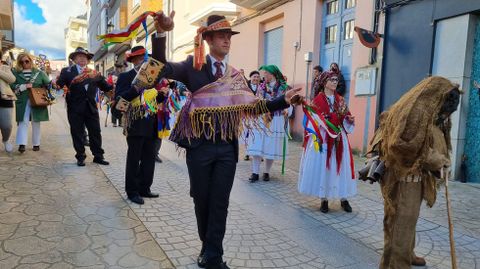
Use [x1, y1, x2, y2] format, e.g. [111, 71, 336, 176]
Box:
[247, 65, 292, 182]
[298, 71, 356, 213]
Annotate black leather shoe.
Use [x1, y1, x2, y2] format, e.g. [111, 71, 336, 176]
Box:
[262, 173, 270, 181]
[128, 195, 144, 205]
[155, 155, 162, 163]
[320, 200, 329, 213]
[32, 146, 40, 151]
[93, 158, 109, 165]
[18, 145, 25, 153]
[77, 159, 86, 166]
[206, 261, 230, 269]
[140, 192, 159, 198]
[244, 155, 250, 161]
[341, 200, 352, 213]
[249, 173, 259, 182]
[197, 253, 207, 268]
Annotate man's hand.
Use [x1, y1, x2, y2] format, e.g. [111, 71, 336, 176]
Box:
[158, 87, 169, 96]
[88, 72, 100, 79]
[345, 115, 355, 124]
[284, 88, 303, 105]
[154, 11, 175, 33]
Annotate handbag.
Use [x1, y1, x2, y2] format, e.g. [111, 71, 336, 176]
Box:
[28, 87, 49, 107]
[27, 71, 49, 107]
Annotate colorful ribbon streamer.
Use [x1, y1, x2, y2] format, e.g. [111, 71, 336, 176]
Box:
[97, 11, 157, 46]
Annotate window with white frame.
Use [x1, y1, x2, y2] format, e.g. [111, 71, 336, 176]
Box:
[344, 20, 355, 40]
[345, 0, 357, 9]
[325, 25, 337, 44]
[326, 0, 339, 15]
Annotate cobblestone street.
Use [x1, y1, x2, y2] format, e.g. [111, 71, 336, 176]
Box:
[1, 101, 479, 269]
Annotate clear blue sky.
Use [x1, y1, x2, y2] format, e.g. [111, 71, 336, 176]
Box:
[15, 0, 46, 24]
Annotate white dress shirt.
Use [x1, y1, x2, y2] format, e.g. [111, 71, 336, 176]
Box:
[208, 55, 226, 76]
[76, 65, 89, 91]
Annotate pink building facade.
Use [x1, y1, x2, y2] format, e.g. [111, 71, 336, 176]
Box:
[229, 0, 383, 153]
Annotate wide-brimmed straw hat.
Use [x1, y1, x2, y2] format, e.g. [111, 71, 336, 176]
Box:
[201, 15, 239, 37]
[125, 46, 149, 62]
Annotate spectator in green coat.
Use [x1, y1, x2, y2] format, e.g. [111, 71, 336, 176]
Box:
[11, 53, 50, 153]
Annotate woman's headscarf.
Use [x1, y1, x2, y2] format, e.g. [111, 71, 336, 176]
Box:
[317, 71, 337, 92]
[259, 65, 286, 84]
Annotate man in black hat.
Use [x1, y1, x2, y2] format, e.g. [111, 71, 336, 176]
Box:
[116, 45, 165, 205]
[57, 47, 113, 166]
[153, 12, 301, 269]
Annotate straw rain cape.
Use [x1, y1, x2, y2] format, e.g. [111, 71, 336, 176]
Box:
[170, 68, 270, 144]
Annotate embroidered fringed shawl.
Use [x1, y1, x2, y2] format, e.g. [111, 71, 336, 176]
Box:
[170, 68, 270, 143]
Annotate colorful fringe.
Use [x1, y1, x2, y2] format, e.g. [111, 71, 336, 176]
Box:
[302, 104, 339, 151]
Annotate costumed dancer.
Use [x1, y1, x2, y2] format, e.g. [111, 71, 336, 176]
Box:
[154, 12, 302, 269]
[298, 71, 356, 213]
[246, 65, 292, 182]
[363, 77, 460, 268]
[242, 70, 261, 161]
[116, 45, 167, 205]
[57, 48, 113, 166]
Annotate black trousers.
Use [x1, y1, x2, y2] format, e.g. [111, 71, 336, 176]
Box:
[67, 110, 104, 161]
[125, 136, 156, 197]
[155, 138, 162, 156]
[186, 142, 236, 264]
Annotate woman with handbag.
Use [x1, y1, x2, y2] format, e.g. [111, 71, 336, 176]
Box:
[11, 53, 50, 153]
[0, 50, 16, 153]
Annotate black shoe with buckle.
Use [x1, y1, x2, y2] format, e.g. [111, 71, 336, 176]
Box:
[262, 173, 270, 181]
[249, 173, 259, 182]
[128, 195, 144, 205]
[32, 146, 40, 151]
[140, 191, 159, 198]
[320, 200, 329, 213]
[197, 253, 207, 268]
[206, 261, 230, 269]
[18, 145, 26, 153]
[93, 157, 109, 165]
[341, 200, 352, 213]
[77, 159, 86, 167]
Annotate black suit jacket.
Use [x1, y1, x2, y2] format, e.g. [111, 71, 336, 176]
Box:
[57, 66, 113, 115]
[152, 36, 289, 161]
[116, 38, 166, 138]
[116, 68, 166, 138]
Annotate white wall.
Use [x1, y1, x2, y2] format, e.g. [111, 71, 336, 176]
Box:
[431, 14, 477, 180]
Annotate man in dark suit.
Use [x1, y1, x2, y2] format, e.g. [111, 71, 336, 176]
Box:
[57, 47, 112, 166]
[247, 70, 261, 95]
[116, 46, 165, 205]
[153, 13, 301, 269]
